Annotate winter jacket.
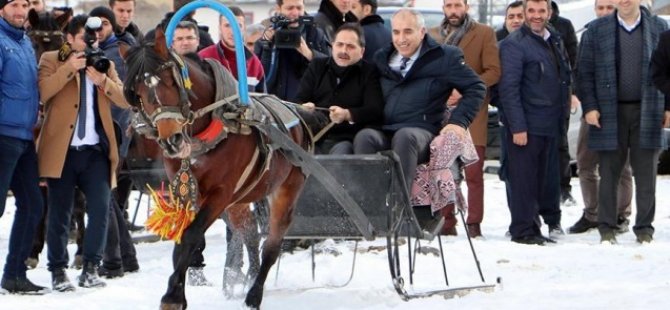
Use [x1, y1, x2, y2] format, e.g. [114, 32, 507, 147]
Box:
[651, 30, 670, 111]
[99, 33, 135, 157]
[577, 7, 668, 150]
[499, 25, 572, 137]
[495, 27, 510, 42]
[198, 42, 266, 93]
[314, 0, 358, 42]
[374, 36, 486, 134]
[118, 21, 144, 44]
[254, 18, 330, 101]
[37, 51, 129, 187]
[0, 17, 39, 141]
[360, 14, 391, 64]
[295, 57, 384, 141]
[549, 1, 578, 68]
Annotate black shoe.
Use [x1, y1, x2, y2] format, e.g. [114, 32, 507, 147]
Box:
[636, 233, 653, 244]
[1, 276, 50, 295]
[51, 269, 76, 292]
[511, 235, 548, 245]
[548, 224, 565, 238]
[569, 215, 598, 234]
[561, 191, 577, 207]
[98, 266, 124, 279]
[122, 261, 140, 273]
[78, 262, 106, 288]
[616, 217, 630, 234]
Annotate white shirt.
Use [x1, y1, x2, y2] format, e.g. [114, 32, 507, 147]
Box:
[617, 12, 642, 32]
[70, 77, 100, 147]
[389, 46, 422, 77]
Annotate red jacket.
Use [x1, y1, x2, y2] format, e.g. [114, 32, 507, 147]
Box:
[198, 42, 266, 93]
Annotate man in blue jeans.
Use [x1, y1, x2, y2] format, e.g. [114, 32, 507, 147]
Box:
[0, 0, 49, 294]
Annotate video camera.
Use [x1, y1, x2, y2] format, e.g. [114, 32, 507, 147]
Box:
[83, 17, 111, 73]
[269, 14, 314, 49]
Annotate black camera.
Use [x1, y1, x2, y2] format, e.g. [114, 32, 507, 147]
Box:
[269, 15, 314, 49]
[83, 17, 111, 73]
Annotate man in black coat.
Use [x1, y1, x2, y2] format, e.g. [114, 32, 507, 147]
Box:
[314, 0, 358, 41]
[353, 9, 485, 190]
[550, 0, 579, 207]
[255, 0, 331, 101]
[351, 0, 391, 63]
[296, 23, 384, 154]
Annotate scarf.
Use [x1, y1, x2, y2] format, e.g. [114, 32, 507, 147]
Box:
[442, 14, 475, 46]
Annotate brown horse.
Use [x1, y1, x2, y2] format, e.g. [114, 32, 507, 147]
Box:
[121, 29, 323, 309]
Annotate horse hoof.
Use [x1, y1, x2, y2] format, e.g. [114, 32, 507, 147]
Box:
[160, 303, 184, 310]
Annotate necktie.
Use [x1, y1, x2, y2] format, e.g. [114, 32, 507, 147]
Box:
[77, 71, 86, 139]
[400, 57, 411, 71]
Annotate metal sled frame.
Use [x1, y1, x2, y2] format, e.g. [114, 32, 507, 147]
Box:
[278, 151, 501, 300]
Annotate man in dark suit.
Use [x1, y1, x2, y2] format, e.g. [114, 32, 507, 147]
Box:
[578, 0, 668, 244]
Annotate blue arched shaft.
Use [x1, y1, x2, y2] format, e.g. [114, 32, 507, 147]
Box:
[165, 0, 249, 105]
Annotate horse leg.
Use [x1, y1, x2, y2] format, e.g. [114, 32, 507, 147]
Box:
[160, 207, 212, 310]
[26, 185, 49, 268]
[241, 205, 261, 283]
[245, 170, 304, 309]
[71, 189, 86, 269]
[222, 204, 260, 296]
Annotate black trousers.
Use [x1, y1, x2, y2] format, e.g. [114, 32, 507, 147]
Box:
[598, 104, 659, 236]
[506, 131, 560, 238]
[46, 147, 110, 271]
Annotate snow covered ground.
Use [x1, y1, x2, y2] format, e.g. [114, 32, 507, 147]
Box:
[2, 174, 670, 309]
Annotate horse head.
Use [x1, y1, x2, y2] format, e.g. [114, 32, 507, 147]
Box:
[27, 8, 68, 61]
[121, 27, 213, 159]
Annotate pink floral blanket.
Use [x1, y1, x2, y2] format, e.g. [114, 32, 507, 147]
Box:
[410, 131, 479, 213]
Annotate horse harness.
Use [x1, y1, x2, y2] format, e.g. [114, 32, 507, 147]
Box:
[27, 29, 64, 44]
[130, 52, 317, 204]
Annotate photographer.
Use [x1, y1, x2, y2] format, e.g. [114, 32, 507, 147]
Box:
[255, 0, 330, 101]
[37, 14, 128, 291]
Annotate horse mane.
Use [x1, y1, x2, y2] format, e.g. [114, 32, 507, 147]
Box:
[123, 42, 214, 107]
[123, 43, 168, 106]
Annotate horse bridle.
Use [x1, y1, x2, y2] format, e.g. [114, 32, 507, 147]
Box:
[27, 29, 64, 44]
[132, 50, 195, 135]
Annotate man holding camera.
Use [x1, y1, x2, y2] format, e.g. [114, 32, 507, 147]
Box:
[255, 0, 331, 101]
[37, 14, 128, 291]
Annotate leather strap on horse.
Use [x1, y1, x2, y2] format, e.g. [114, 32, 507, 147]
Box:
[253, 122, 375, 240]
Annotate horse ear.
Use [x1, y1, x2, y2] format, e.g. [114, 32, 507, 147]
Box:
[119, 42, 131, 60]
[54, 7, 73, 31]
[28, 9, 40, 28]
[154, 27, 170, 59]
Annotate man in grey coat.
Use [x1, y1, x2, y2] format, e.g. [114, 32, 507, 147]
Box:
[577, 1, 668, 244]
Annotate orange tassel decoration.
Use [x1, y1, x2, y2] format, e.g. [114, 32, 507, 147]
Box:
[145, 184, 196, 244]
[145, 159, 199, 244]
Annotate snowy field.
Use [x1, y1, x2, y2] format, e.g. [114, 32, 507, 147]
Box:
[2, 175, 670, 309]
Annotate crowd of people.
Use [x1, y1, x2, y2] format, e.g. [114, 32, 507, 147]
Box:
[1, 0, 669, 296]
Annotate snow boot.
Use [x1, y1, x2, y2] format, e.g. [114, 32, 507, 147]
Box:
[78, 262, 106, 288]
